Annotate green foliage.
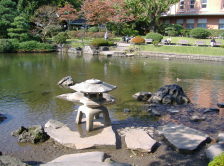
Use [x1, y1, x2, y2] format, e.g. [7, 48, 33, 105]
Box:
[164, 24, 183, 36]
[0, 39, 18, 52]
[190, 28, 211, 39]
[53, 32, 69, 44]
[207, 29, 224, 37]
[208, 153, 224, 166]
[88, 26, 99, 32]
[91, 38, 114, 47]
[107, 22, 138, 36]
[125, 0, 179, 31]
[43, 25, 62, 38]
[180, 29, 190, 37]
[0, 0, 18, 38]
[18, 41, 54, 51]
[146, 32, 163, 42]
[131, 36, 145, 44]
[7, 16, 30, 41]
[152, 41, 160, 47]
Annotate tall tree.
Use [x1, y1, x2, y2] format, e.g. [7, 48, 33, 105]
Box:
[57, 3, 78, 30]
[0, 0, 18, 38]
[7, 16, 30, 41]
[32, 5, 60, 41]
[125, 0, 179, 32]
[81, 0, 133, 25]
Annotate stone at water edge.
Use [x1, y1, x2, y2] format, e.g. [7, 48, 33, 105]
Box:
[132, 92, 152, 101]
[158, 124, 210, 153]
[205, 144, 224, 161]
[203, 108, 219, 114]
[44, 119, 116, 150]
[167, 109, 180, 114]
[57, 76, 74, 86]
[0, 155, 29, 166]
[0, 113, 7, 123]
[11, 125, 49, 144]
[190, 114, 206, 122]
[217, 103, 224, 108]
[148, 84, 190, 105]
[217, 133, 224, 144]
[125, 129, 157, 152]
[123, 108, 131, 113]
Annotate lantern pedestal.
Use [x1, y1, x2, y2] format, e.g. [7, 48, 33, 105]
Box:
[76, 105, 111, 132]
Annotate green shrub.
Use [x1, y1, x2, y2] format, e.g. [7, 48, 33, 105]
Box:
[208, 153, 224, 166]
[53, 32, 69, 44]
[67, 31, 115, 39]
[91, 38, 114, 47]
[180, 29, 190, 37]
[145, 32, 163, 42]
[208, 29, 224, 37]
[0, 39, 18, 52]
[164, 24, 183, 36]
[152, 41, 160, 47]
[130, 36, 145, 44]
[190, 28, 211, 39]
[19, 41, 54, 51]
[88, 26, 99, 32]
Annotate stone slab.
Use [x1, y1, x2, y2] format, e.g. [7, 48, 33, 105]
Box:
[49, 152, 105, 163]
[205, 144, 224, 161]
[44, 120, 116, 149]
[125, 129, 157, 152]
[0, 155, 28, 166]
[158, 124, 210, 153]
[217, 133, 224, 143]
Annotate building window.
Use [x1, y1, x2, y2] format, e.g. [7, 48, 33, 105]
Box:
[190, 0, 195, 8]
[165, 20, 170, 24]
[197, 19, 207, 28]
[201, 0, 207, 8]
[186, 19, 194, 29]
[176, 19, 184, 26]
[180, 0, 184, 9]
[219, 19, 224, 29]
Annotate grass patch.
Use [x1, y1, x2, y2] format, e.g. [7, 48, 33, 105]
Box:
[139, 45, 224, 56]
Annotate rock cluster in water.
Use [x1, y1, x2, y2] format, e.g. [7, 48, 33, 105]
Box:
[11, 125, 49, 144]
[148, 84, 190, 105]
[57, 76, 75, 86]
[0, 113, 6, 123]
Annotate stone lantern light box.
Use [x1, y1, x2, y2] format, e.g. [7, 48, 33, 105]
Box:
[70, 79, 117, 132]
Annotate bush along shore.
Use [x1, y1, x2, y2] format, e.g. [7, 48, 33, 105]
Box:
[0, 39, 56, 53]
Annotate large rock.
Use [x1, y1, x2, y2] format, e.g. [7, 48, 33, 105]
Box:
[132, 92, 152, 101]
[158, 124, 210, 153]
[0, 113, 7, 123]
[217, 133, 224, 143]
[44, 119, 116, 149]
[12, 125, 49, 144]
[39, 152, 130, 166]
[205, 144, 224, 161]
[57, 76, 74, 86]
[125, 129, 157, 152]
[57, 92, 116, 104]
[0, 155, 29, 166]
[148, 84, 190, 105]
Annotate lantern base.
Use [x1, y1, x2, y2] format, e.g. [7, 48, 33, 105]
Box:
[76, 105, 111, 132]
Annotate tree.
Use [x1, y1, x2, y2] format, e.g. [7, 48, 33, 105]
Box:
[7, 16, 30, 41]
[31, 5, 60, 41]
[125, 0, 179, 32]
[57, 3, 78, 30]
[0, 0, 18, 38]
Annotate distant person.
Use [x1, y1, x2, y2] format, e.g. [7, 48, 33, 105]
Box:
[167, 37, 171, 45]
[104, 31, 108, 40]
[210, 38, 216, 47]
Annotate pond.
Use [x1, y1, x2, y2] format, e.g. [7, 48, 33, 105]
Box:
[0, 52, 224, 155]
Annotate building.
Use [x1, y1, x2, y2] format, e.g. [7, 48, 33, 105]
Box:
[162, 0, 224, 29]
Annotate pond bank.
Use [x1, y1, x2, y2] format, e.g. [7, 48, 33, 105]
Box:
[137, 51, 224, 62]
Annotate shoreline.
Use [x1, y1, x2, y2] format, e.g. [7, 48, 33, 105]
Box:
[136, 51, 224, 62]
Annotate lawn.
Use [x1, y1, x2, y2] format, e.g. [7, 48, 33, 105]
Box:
[66, 36, 224, 56]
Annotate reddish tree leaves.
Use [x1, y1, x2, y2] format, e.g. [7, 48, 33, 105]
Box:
[57, 3, 78, 22]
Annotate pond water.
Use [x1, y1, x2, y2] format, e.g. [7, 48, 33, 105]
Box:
[1, 53, 224, 154]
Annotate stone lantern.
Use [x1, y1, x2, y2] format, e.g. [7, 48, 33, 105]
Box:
[70, 79, 116, 132]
